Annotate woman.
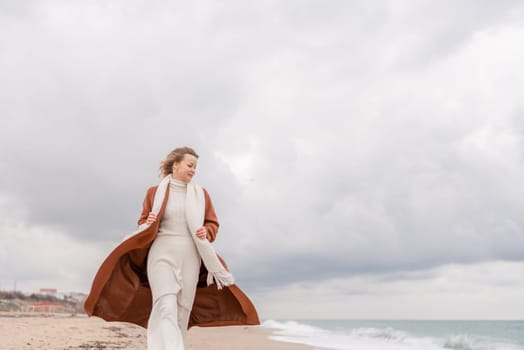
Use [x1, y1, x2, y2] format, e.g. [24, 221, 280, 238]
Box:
[84, 147, 259, 350]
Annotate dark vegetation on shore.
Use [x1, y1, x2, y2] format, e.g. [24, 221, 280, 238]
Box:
[0, 290, 85, 313]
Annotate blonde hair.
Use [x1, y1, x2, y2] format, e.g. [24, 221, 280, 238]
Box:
[159, 147, 199, 178]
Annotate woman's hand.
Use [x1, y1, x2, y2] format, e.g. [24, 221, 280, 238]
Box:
[195, 226, 208, 240]
[146, 212, 157, 225]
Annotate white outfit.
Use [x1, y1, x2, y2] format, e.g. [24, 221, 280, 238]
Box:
[147, 178, 201, 350]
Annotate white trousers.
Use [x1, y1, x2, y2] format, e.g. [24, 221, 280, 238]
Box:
[147, 235, 201, 350]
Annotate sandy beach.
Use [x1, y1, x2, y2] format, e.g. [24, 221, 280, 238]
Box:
[0, 312, 311, 350]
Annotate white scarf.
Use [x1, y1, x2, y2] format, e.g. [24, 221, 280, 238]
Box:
[128, 176, 235, 289]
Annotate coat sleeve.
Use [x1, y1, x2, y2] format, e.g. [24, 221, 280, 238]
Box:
[203, 188, 219, 242]
[137, 186, 157, 226]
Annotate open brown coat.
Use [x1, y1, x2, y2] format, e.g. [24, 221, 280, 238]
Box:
[83, 185, 259, 328]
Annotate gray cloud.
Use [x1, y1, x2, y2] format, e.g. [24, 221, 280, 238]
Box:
[1, 1, 524, 309]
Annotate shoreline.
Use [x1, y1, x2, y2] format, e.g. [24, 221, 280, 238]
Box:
[0, 312, 312, 350]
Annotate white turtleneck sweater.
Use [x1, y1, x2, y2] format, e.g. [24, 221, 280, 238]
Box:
[157, 178, 192, 237]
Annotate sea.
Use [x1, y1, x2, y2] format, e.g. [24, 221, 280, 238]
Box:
[262, 319, 524, 350]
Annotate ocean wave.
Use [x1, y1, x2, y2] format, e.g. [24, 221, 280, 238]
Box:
[442, 334, 523, 350]
[443, 335, 481, 350]
[262, 319, 326, 334]
[350, 327, 408, 342]
[262, 320, 524, 350]
[262, 320, 423, 350]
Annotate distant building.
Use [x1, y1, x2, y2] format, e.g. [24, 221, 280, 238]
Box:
[25, 302, 65, 313]
[39, 288, 57, 297]
[64, 292, 87, 302]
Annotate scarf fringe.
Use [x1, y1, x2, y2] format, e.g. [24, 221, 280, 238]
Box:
[192, 229, 235, 289]
[207, 270, 235, 290]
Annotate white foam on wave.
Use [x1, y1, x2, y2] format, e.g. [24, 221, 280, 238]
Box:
[262, 320, 524, 350]
[262, 320, 439, 350]
[262, 319, 325, 334]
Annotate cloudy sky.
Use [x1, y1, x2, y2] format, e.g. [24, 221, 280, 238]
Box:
[1, 0, 524, 320]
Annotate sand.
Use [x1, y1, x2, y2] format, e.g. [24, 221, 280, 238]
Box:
[0, 313, 311, 350]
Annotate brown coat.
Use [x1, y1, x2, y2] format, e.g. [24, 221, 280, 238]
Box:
[83, 185, 260, 328]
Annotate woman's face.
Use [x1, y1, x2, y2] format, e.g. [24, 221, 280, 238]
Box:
[172, 154, 198, 183]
